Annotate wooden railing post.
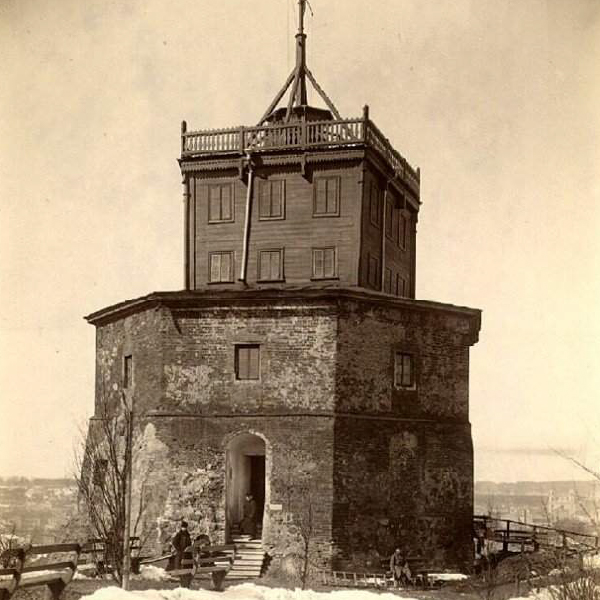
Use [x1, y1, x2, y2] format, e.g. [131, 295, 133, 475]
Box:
[181, 120, 187, 155]
[239, 126, 245, 154]
[301, 119, 307, 150]
[503, 521, 510, 552]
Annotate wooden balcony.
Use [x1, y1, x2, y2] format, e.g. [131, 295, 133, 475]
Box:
[181, 117, 420, 194]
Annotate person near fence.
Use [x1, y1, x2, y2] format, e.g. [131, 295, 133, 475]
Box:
[389, 548, 412, 587]
[171, 521, 192, 569]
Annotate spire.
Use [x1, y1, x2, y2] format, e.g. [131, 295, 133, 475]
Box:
[257, 0, 344, 126]
[295, 0, 308, 107]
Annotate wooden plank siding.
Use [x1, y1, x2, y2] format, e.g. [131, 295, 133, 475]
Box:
[188, 164, 362, 288]
[358, 165, 416, 298]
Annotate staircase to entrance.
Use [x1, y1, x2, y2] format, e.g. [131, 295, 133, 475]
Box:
[230, 533, 266, 579]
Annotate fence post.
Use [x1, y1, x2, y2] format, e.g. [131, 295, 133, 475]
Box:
[239, 126, 245, 154]
[181, 120, 187, 155]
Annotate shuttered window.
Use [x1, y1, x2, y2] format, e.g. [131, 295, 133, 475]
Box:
[367, 254, 379, 288]
[369, 182, 381, 227]
[394, 352, 414, 388]
[384, 268, 392, 293]
[313, 176, 340, 216]
[259, 180, 285, 220]
[209, 251, 234, 282]
[395, 273, 407, 297]
[258, 249, 284, 281]
[208, 183, 234, 223]
[385, 198, 394, 239]
[235, 345, 260, 380]
[399, 212, 409, 250]
[312, 247, 337, 279]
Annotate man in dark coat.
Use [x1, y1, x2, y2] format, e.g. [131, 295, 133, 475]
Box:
[171, 520, 192, 569]
[390, 547, 412, 587]
[241, 493, 257, 537]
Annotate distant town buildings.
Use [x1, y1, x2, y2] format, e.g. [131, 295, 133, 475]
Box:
[475, 480, 600, 533]
[0, 477, 77, 543]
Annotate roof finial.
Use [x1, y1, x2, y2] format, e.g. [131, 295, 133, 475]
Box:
[257, 0, 346, 125]
[292, 0, 308, 111]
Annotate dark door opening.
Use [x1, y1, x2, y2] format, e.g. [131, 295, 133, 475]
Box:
[249, 455, 265, 528]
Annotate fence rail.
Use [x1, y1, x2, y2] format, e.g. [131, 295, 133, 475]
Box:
[181, 117, 419, 191]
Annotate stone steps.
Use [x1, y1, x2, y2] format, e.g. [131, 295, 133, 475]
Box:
[229, 536, 266, 579]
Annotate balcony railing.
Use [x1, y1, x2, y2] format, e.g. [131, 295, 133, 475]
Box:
[181, 117, 419, 193]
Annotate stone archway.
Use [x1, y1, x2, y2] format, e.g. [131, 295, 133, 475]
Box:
[225, 432, 267, 540]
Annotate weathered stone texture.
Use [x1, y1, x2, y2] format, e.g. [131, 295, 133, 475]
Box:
[332, 417, 473, 569]
[135, 415, 334, 562]
[88, 289, 480, 571]
[336, 300, 473, 418]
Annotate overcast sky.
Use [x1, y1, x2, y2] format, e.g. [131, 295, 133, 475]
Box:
[1, 0, 599, 482]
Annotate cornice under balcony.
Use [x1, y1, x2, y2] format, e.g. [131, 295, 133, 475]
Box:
[179, 116, 420, 197]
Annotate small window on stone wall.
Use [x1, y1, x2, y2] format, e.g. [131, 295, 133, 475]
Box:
[394, 352, 414, 388]
[93, 458, 108, 488]
[123, 355, 133, 388]
[235, 344, 260, 381]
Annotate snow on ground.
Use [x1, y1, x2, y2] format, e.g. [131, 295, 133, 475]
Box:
[428, 573, 467, 581]
[81, 583, 419, 600]
[584, 552, 600, 568]
[135, 565, 174, 582]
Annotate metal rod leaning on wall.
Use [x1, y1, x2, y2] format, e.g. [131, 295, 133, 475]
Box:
[240, 154, 254, 283]
[380, 184, 388, 291]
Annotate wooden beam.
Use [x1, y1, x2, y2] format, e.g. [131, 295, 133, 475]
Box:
[257, 69, 296, 125]
[305, 68, 343, 120]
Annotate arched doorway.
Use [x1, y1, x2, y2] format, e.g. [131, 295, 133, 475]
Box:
[226, 433, 266, 540]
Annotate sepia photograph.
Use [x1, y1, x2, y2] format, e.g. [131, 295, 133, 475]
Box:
[0, 0, 599, 599]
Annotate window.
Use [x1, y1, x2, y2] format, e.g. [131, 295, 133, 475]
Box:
[384, 267, 392, 293]
[93, 458, 108, 488]
[208, 183, 234, 223]
[395, 273, 407, 297]
[394, 352, 414, 388]
[209, 251, 234, 282]
[235, 344, 260, 380]
[313, 176, 340, 217]
[367, 254, 379, 288]
[123, 355, 133, 388]
[259, 180, 285, 220]
[312, 247, 337, 279]
[258, 249, 284, 281]
[399, 212, 410, 250]
[385, 198, 394, 239]
[369, 182, 381, 227]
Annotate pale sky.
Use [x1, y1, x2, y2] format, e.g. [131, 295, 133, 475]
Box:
[1, 0, 599, 482]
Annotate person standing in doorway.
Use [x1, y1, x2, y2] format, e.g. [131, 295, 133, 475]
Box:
[241, 493, 257, 537]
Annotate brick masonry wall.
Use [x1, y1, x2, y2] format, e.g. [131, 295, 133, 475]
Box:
[88, 290, 480, 571]
[337, 299, 474, 419]
[332, 417, 473, 570]
[134, 415, 335, 563]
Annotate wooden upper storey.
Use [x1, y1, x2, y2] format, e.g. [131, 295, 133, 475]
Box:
[179, 109, 421, 297]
